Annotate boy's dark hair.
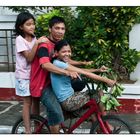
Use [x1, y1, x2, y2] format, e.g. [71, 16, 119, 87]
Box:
[49, 16, 65, 28]
[55, 39, 69, 52]
[14, 11, 35, 37]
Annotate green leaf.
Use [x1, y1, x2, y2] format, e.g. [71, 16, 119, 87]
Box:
[101, 94, 109, 103]
[111, 97, 121, 106]
[106, 101, 112, 111]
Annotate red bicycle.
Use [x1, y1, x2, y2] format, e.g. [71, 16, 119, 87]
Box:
[11, 79, 136, 134]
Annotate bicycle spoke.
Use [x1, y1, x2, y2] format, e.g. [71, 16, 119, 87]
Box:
[90, 115, 136, 134]
[11, 115, 50, 134]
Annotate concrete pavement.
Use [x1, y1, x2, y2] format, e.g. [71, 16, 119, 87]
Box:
[0, 101, 46, 134]
[0, 101, 140, 134]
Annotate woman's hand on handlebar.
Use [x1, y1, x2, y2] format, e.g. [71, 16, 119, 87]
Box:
[106, 79, 116, 87]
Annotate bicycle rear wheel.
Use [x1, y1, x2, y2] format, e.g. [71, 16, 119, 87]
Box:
[90, 115, 136, 134]
[11, 115, 50, 134]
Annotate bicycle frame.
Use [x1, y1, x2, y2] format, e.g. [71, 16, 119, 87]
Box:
[12, 77, 136, 134]
[34, 79, 112, 134]
[61, 99, 111, 134]
[35, 119, 49, 134]
[33, 98, 111, 134]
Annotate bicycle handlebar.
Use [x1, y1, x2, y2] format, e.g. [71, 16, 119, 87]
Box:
[78, 75, 117, 96]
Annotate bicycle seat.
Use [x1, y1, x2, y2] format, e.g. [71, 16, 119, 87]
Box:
[63, 99, 98, 120]
[71, 78, 86, 92]
[62, 101, 91, 120]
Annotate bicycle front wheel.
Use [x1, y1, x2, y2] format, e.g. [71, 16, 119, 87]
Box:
[11, 115, 50, 134]
[90, 115, 136, 134]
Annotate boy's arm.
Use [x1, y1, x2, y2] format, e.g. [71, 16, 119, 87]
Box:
[68, 59, 93, 66]
[68, 59, 101, 72]
[41, 62, 79, 79]
[82, 65, 108, 73]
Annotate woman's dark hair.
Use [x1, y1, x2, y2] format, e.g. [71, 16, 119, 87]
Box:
[51, 40, 69, 62]
[49, 16, 65, 28]
[14, 12, 35, 37]
[55, 39, 69, 52]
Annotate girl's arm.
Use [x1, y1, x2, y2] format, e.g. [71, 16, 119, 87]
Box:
[66, 64, 115, 87]
[22, 36, 48, 62]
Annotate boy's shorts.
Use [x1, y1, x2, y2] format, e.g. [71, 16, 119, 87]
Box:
[15, 78, 30, 97]
[40, 85, 64, 126]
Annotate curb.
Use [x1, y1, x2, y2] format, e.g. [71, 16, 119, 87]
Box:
[0, 125, 139, 134]
[0, 126, 12, 134]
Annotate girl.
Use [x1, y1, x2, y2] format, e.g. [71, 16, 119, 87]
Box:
[14, 11, 46, 134]
[51, 40, 121, 133]
[51, 39, 116, 111]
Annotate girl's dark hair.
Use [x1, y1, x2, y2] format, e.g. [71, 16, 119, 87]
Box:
[55, 39, 69, 52]
[14, 12, 35, 37]
[49, 16, 65, 28]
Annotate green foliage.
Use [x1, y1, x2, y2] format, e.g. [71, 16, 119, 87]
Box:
[35, 9, 61, 37]
[35, 7, 76, 38]
[96, 68, 124, 111]
[7, 6, 140, 80]
[101, 83, 124, 111]
[5, 6, 48, 15]
[67, 7, 140, 80]
[7, 6, 140, 110]
[121, 49, 140, 73]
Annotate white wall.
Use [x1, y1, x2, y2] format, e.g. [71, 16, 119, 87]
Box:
[0, 7, 17, 15]
[129, 24, 140, 81]
[0, 7, 17, 29]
